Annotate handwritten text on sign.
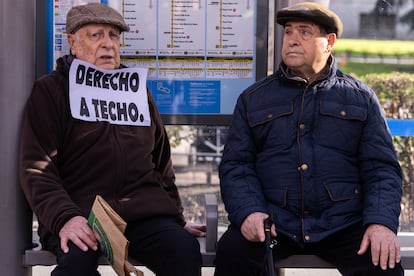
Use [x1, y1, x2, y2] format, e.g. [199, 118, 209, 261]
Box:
[69, 59, 150, 126]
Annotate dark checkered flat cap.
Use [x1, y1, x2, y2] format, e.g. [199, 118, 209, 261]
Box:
[276, 2, 343, 37]
[66, 3, 129, 34]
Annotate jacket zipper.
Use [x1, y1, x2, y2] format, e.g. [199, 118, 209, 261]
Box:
[111, 126, 125, 196]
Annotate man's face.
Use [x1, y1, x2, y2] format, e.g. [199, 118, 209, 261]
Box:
[281, 21, 335, 76]
[68, 23, 121, 70]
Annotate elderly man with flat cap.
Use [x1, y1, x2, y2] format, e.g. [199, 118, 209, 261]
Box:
[20, 3, 205, 276]
[215, 2, 403, 275]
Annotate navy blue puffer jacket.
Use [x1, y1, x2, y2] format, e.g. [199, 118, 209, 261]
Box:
[219, 57, 402, 244]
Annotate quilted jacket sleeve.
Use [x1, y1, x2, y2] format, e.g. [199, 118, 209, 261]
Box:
[219, 94, 268, 228]
[358, 87, 402, 233]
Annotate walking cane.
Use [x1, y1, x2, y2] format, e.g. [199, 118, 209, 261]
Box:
[264, 217, 277, 276]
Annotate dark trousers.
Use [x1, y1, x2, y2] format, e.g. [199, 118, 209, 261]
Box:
[214, 223, 404, 276]
[46, 216, 202, 276]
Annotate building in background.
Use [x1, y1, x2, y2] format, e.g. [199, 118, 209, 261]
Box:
[330, 0, 414, 40]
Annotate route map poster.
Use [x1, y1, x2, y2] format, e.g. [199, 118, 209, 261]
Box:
[47, 0, 262, 123]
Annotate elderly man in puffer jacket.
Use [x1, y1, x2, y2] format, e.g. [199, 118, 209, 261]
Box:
[214, 2, 403, 276]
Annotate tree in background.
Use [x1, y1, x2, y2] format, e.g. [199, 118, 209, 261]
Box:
[372, 0, 396, 15]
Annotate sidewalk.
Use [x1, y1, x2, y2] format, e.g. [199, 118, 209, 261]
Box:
[33, 266, 341, 275]
[33, 266, 414, 275]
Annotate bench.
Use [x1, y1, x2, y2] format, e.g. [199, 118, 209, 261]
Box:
[23, 194, 414, 274]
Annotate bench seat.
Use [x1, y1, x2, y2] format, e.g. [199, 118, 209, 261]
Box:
[23, 194, 414, 272]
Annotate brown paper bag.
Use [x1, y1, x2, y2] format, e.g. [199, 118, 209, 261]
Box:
[88, 195, 144, 276]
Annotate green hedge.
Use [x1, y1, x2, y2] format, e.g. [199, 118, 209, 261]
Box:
[334, 39, 414, 58]
[361, 72, 414, 231]
[361, 72, 414, 118]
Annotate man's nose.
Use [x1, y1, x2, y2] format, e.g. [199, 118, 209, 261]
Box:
[287, 32, 300, 46]
[101, 33, 115, 47]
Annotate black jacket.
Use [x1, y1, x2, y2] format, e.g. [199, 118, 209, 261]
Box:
[20, 55, 184, 243]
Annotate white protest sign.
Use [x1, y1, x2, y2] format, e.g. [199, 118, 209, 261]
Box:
[69, 59, 151, 126]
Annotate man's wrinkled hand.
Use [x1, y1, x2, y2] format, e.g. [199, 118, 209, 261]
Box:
[358, 224, 401, 270]
[184, 222, 207, 237]
[241, 212, 276, 242]
[59, 216, 98, 253]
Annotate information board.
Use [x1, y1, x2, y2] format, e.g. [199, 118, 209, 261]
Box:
[46, 0, 269, 124]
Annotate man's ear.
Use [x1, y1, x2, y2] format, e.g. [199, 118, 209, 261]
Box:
[67, 34, 76, 55]
[326, 33, 336, 52]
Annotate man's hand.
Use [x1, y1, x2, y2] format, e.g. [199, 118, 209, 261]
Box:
[241, 212, 276, 242]
[357, 224, 401, 270]
[59, 216, 98, 253]
[184, 222, 207, 237]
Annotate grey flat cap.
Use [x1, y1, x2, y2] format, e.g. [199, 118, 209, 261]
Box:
[276, 2, 343, 37]
[66, 3, 130, 34]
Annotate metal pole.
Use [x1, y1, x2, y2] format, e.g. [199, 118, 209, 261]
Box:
[0, 0, 35, 275]
[273, 0, 289, 69]
[256, 0, 270, 80]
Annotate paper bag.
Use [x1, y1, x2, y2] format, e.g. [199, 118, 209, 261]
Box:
[88, 195, 144, 276]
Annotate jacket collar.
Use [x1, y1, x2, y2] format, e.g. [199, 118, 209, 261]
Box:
[279, 55, 337, 84]
[56, 54, 127, 74]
